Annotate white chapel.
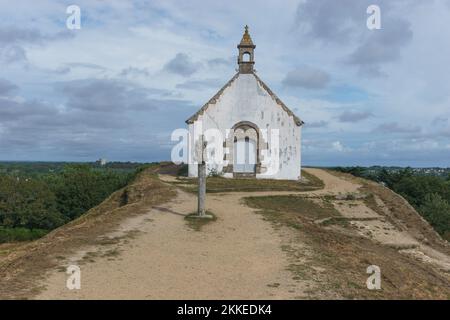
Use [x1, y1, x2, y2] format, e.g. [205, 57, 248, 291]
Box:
[186, 26, 303, 180]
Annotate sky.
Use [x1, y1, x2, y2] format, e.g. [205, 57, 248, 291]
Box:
[0, 0, 449, 167]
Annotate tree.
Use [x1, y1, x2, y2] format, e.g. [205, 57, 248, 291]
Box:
[419, 193, 450, 239]
[0, 176, 65, 229]
[46, 165, 131, 219]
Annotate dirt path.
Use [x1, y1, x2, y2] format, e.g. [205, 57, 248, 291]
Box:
[36, 184, 307, 299]
[34, 168, 450, 299]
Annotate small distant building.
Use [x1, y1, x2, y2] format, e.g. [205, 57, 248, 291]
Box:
[185, 26, 303, 180]
[96, 158, 107, 166]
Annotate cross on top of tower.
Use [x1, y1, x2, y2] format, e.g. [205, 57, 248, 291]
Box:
[239, 25, 254, 47]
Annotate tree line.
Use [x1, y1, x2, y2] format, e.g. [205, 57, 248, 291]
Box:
[0, 164, 139, 243]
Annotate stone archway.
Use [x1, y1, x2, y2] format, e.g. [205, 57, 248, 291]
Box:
[232, 121, 260, 177]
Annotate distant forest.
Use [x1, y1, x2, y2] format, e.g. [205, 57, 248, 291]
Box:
[0, 161, 153, 243]
[333, 166, 450, 241]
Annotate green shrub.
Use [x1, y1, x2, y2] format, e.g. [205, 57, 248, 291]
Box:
[0, 176, 65, 229]
[419, 193, 450, 239]
[43, 164, 133, 220]
[0, 227, 48, 243]
[177, 164, 188, 177]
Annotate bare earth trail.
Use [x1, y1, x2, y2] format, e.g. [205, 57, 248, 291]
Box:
[34, 168, 450, 299]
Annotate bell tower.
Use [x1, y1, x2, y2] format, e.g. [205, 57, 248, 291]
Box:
[237, 25, 255, 74]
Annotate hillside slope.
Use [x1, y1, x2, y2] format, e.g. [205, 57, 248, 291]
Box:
[0, 166, 448, 299]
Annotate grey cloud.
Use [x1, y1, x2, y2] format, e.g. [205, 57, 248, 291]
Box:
[119, 66, 150, 77]
[373, 122, 421, 133]
[0, 79, 18, 96]
[176, 78, 224, 90]
[50, 63, 107, 75]
[57, 78, 188, 116]
[0, 45, 27, 63]
[295, 1, 416, 76]
[0, 77, 195, 161]
[163, 53, 201, 77]
[65, 62, 107, 71]
[346, 18, 413, 76]
[282, 66, 330, 89]
[295, 0, 369, 43]
[51, 66, 71, 75]
[306, 120, 328, 128]
[432, 115, 449, 126]
[0, 26, 75, 64]
[58, 78, 160, 112]
[0, 27, 74, 45]
[338, 111, 373, 122]
[207, 57, 233, 67]
[0, 98, 58, 124]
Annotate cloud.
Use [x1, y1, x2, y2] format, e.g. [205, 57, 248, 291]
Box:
[295, 0, 416, 76]
[294, 0, 368, 43]
[0, 45, 27, 63]
[163, 53, 201, 77]
[176, 78, 224, 90]
[432, 115, 449, 126]
[373, 122, 421, 133]
[338, 111, 373, 122]
[0, 79, 18, 96]
[207, 57, 234, 67]
[346, 18, 413, 76]
[0, 27, 68, 45]
[0, 26, 74, 63]
[332, 141, 345, 152]
[282, 66, 330, 89]
[65, 62, 107, 71]
[306, 120, 328, 128]
[57, 78, 181, 112]
[119, 66, 150, 78]
[0, 97, 58, 124]
[0, 77, 195, 161]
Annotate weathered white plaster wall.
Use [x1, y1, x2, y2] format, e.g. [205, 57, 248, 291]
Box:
[188, 73, 302, 180]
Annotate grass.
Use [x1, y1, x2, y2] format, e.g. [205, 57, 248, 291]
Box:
[184, 211, 217, 231]
[172, 169, 324, 193]
[244, 195, 340, 221]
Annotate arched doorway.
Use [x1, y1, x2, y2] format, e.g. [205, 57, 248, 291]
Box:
[232, 121, 259, 176]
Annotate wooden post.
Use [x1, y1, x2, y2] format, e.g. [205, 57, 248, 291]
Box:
[198, 161, 206, 216]
[197, 135, 206, 216]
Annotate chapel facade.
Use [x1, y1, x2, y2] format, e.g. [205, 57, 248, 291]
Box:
[186, 26, 303, 180]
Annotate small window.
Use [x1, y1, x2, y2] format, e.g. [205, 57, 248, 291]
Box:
[242, 52, 251, 62]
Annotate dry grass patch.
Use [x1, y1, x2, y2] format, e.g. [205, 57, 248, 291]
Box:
[244, 179, 450, 299]
[184, 212, 217, 231]
[244, 195, 340, 222]
[172, 170, 324, 193]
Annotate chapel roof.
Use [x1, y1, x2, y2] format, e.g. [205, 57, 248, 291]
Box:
[185, 72, 304, 126]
